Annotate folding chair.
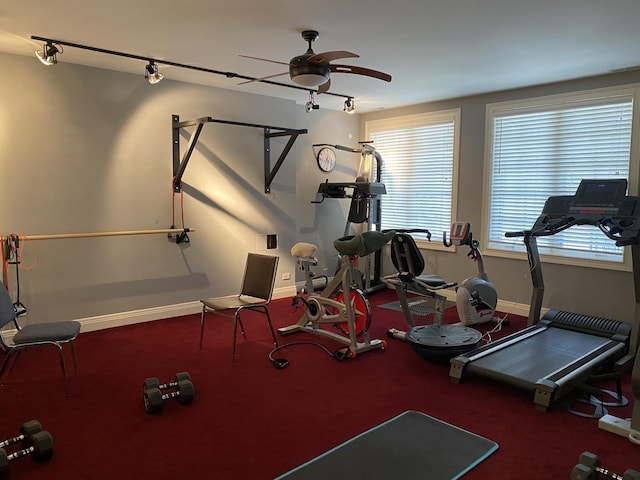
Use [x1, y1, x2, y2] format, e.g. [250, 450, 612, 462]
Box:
[200, 253, 279, 359]
[0, 286, 80, 396]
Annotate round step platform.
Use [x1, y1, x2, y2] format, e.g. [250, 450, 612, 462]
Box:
[406, 324, 482, 363]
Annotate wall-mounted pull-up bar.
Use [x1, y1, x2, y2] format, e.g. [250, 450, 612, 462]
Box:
[1, 227, 194, 242]
[172, 115, 307, 194]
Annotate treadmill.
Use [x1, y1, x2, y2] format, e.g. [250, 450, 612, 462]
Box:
[450, 179, 639, 411]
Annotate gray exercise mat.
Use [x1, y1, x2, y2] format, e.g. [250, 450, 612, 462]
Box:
[274, 410, 498, 480]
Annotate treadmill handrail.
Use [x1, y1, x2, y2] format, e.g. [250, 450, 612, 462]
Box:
[507, 215, 639, 247]
[505, 216, 579, 239]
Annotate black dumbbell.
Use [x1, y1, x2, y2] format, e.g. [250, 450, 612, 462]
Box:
[0, 420, 43, 451]
[0, 431, 54, 476]
[143, 372, 195, 414]
[570, 451, 640, 480]
[143, 372, 191, 392]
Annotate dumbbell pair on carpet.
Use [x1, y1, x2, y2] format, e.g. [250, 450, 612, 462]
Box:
[571, 451, 639, 480]
[0, 420, 54, 476]
[143, 372, 195, 414]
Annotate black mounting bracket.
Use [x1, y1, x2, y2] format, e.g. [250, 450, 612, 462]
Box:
[172, 114, 307, 194]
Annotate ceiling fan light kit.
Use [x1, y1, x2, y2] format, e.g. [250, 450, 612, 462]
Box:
[243, 29, 392, 109]
[290, 30, 330, 87]
[289, 65, 330, 87]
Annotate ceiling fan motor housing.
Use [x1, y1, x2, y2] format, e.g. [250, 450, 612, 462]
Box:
[289, 54, 329, 86]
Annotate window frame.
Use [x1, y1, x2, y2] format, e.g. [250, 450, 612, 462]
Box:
[365, 109, 461, 251]
[481, 84, 640, 272]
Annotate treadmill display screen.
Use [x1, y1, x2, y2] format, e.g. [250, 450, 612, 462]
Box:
[575, 179, 627, 200]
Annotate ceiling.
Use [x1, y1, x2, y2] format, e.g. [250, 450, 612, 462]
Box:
[2, 0, 640, 113]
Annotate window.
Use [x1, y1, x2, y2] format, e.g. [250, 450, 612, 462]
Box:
[484, 85, 639, 270]
[366, 109, 460, 248]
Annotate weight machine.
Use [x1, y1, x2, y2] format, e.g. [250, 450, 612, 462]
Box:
[312, 142, 387, 295]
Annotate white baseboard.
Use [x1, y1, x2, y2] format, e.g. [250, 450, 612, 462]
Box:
[7, 285, 529, 335]
[437, 288, 533, 319]
[78, 301, 203, 333]
[77, 285, 298, 333]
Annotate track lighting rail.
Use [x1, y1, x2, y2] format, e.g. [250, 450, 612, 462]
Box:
[31, 35, 353, 101]
[172, 115, 307, 194]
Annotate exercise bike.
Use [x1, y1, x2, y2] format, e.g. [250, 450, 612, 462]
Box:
[289, 242, 328, 295]
[384, 228, 483, 362]
[279, 230, 395, 359]
[443, 222, 498, 326]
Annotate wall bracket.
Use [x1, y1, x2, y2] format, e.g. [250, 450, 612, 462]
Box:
[172, 114, 307, 194]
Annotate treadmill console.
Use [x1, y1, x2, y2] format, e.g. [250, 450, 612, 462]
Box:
[531, 179, 640, 245]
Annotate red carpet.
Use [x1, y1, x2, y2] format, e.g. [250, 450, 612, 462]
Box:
[0, 289, 636, 479]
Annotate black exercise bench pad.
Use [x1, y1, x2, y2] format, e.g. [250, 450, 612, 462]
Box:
[274, 410, 498, 479]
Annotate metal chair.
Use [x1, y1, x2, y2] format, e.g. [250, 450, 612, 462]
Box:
[0, 286, 80, 396]
[199, 253, 279, 359]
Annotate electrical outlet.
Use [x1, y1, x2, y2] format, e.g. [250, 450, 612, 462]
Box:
[282, 272, 291, 280]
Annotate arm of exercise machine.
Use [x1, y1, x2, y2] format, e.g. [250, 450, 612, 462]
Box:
[385, 228, 432, 242]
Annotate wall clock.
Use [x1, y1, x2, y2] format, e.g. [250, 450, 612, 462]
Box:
[316, 147, 336, 173]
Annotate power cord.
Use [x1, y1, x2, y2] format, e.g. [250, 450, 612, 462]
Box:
[268, 341, 342, 369]
[481, 296, 521, 344]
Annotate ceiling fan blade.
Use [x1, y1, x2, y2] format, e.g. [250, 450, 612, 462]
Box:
[308, 50, 359, 65]
[330, 64, 392, 82]
[237, 71, 289, 85]
[317, 78, 331, 94]
[239, 55, 290, 66]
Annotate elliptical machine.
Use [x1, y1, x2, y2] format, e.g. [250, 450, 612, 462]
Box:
[444, 222, 498, 326]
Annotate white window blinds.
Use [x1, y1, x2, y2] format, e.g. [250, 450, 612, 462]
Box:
[366, 110, 459, 244]
[485, 89, 635, 266]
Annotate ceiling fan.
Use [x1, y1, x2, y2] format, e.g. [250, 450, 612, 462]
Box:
[240, 30, 392, 93]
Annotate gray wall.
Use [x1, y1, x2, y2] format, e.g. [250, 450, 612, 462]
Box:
[0, 51, 357, 325]
[362, 70, 640, 347]
[3, 48, 640, 349]
[293, 109, 362, 278]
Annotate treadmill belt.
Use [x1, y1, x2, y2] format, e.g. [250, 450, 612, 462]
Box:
[467, 327, 612, 388]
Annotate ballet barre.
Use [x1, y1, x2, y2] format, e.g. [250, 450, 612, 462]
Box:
[1, 227, 195, 243]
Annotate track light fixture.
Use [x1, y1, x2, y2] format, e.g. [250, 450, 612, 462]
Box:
[144, 61, 164, 84]
[343, 97, 356, 114]
[30, 35, 355, 110]
[34, 41, 61, 66]
[305, 91, 320, 113]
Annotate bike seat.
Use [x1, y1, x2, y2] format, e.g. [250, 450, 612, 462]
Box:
[334, 230, 396, 257]
[291, 242, 317, 259]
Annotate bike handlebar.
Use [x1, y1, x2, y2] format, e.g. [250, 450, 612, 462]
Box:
[385, 228, 432, 241]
